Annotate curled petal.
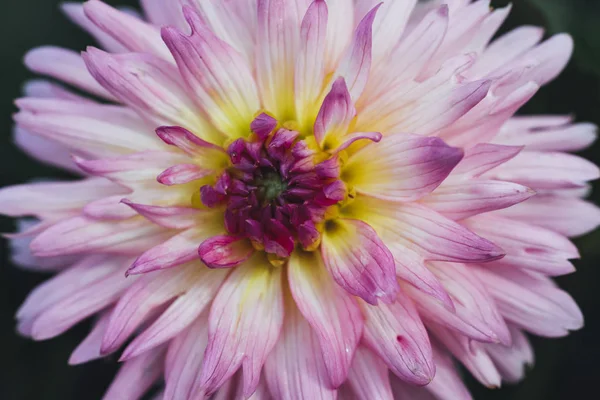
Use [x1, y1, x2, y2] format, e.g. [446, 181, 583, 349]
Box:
[321, 218, 399, 305]
[314, 78, 355, 149]
[198, 235, 255, 269]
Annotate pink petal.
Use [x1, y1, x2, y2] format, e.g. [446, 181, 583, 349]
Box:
[344, 133, 463, 201]
[103, 346, 166, 400]
[264, 303, 336, 400]
[30, 216, 171, 257]
[465, 215, 578, 276]
[156, 125, 224, 155]
[69, 311, 111, 365]
[475, 266, 583, 337]
[164, 315, 209, 400]
[140, 0, 187, 29]
[198, 235, 255, 269]
[313, 77, 355, 149]
[61, 3, 128, 53]
[24, 46, 115, 100]
[423, 180, 534, 220]
[121, 269, 227, 361]
[158, 163, 213, 185]
[346, 345, 394, 400]
[122, 200, 203, 230]
[83, 0, 171, 59]
[484, 325, 534, 383]
[128, 227, 218, 275]
[370, 0, 416, 62]
[295, 0, 328, 128]
[321, 218, 399, 305]
[496, 195, 600, 237]
[14, 127, 79, 173]
[161, 7, 260, 137]
[486, 151, 600, 190]
[0, 178, 125, 219]
[82, 48, 215, 140]
[355, 199, 505, 263]
[288, 250, 363, 387]
[365, 5, 448, 104]
[361, 290, 435, 385]
[451, 143, 523, 177]
[199, 255, 284, 397]
[84, 195, 138, 220]
[14, 98, 161, 157]
[100, 266, 197, 355]
[256, 0, 310, 119]
[335, 3, 380, 101]
[496, 120, 597, 152]
[429, 322, 502, 388]
[425, 343, 473, 400]
[30, 264, 134, 340]
[469, 26, 544, 78]
[16, 255, 121, 322]
[384, 241, 454, 311]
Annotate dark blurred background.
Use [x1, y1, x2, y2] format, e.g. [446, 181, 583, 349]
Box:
[1, 0, 599, 399]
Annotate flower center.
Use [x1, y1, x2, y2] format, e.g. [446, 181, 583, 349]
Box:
[199, 114, 346, 259]
[255, 170, 288, 203]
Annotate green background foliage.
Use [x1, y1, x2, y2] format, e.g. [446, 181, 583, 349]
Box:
[1, 0, 599, 398]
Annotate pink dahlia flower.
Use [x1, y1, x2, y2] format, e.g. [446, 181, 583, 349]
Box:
[3, 0, 599, 398]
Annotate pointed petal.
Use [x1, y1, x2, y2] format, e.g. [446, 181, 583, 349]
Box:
[83, 0, 171, 59]
[361, 290, 435, 385]
[264, 303, 336, 400]
[475, 266, 583, 337]
[335, 4, 380, 101]
[313, 78, 355, 149]
[344, 134, 463, 201]
[162, 7, 260, 137]
[288, 250, 363, 387]
[465, 215, 578, 276]
[429, 323, 502, 388]
[164, 315, 208, 400]
[345, 198, 505, 263]
[101, 266, 198, 354]
[24, 46, 115, 100]
[496, 195, 600, 237]
[295, 0, 328, 128]
[82, 48, 217, 142]
[346, 345, 394, 400]
[486, 151, 600, 189]
[14, 98, 161, 157]
[484, 325, 534, 383]
[321, 218, 399, 305]
[121, 268, 227, 360]
[451, 143, 523, 177]
[128, 226, 221, 275]
[199, 255, 284, 396]
[423, 180, 534, 220]
[256, 0, 310, 119]
[30, 216, 170, 257]
[103, 346, 166, 400]
[122, 201, 203, 230]
[69, 312, 111, 365]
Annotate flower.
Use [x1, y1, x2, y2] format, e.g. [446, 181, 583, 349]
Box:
[2, 0, 599, 398]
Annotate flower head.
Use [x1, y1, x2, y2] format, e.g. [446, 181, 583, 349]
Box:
[2, 0, 599, 398]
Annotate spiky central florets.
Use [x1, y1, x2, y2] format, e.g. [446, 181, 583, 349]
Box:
[199, 114, 346, 258]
